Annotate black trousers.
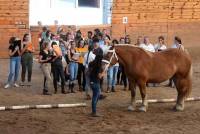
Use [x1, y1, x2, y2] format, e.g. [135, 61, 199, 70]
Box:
[117, 64, 127, 88]
[52, 60, 65, 92]
[77, 63, 86, 90]
[121, 65, 127, 88]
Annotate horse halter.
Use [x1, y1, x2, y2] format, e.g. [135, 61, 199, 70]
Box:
[102, 49, 118, 71]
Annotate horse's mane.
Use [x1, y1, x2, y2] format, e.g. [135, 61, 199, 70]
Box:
[115, 44, 153, 57]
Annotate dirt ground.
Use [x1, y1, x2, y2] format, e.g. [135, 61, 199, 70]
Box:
[0, 46, 199, 134]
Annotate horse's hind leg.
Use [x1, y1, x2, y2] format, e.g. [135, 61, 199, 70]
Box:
[128, 80, 136, 111]
[138, 81, 148, 112]
[174, 77, 191, 111]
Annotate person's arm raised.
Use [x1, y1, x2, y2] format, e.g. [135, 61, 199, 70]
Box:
[8, 47, 18, 57]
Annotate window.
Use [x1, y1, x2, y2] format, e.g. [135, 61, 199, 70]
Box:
[78, 0, 100, 8]
[53, 0, 76, 8]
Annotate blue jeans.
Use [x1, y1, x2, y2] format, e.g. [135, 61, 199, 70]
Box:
[7, 56, 21, 83]
[90, 82, 100, 114]
[69, 62, 78, 82]
[107, 66, 119, 88]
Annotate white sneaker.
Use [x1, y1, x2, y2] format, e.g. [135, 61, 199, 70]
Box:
[14, 83, 19, 88]
[4, 84, 10, 89]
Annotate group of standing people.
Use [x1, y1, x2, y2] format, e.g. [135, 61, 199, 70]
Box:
[4, 34, 34, 89]
[136, 35, 184, 53]
[4, 26, 184, 117]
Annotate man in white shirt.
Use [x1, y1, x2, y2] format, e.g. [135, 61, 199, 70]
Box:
[154, 36, 167, 52]
[83, 45, 96, 100]
[139, 36, 155, 52]
[139, 36, 156, 87]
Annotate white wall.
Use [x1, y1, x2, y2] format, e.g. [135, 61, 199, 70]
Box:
[29, 0, 103, 26]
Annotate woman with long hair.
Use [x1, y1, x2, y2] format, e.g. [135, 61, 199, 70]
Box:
[89, 54, 105, 117]
[76, 39, 88, 91]
[21, 33, 35, 86]
[68, 40, 79, 93]
[167, 36, 184, 88]
[4, 37, 21, 89]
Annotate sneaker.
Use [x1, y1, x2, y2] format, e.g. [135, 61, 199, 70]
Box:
[4, 84, 10, 89]
[14, 83, 19, 88]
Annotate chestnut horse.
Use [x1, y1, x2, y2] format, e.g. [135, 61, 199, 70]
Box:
[102, 44, 192, 112]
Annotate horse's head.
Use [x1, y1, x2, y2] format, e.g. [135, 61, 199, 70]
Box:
[101, 46, 118, 71]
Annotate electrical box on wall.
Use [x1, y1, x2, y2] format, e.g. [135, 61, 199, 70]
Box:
[122, 17, 128, 24]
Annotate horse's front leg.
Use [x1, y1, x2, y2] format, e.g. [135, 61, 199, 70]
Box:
[128, 80, 136, 111]
[138, 82, 148, 112]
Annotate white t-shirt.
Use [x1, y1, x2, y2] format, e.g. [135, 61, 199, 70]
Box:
[83, 51, 96, 68]
[154, 44, 167, 51]
[171, 44, 185, 51]
[139, 43, 155, 52]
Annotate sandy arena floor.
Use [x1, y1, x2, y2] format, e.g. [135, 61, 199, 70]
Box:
[0, 46, 199, 134]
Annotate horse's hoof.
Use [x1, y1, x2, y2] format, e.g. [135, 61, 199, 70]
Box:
[173, 105, 184, 112]
[138, 106, 147, 112]
[128, 105, 135, 111]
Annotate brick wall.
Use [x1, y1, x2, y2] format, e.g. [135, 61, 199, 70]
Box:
[111, 0, 200, 47]
[0, 0, 29, 58]
[1, 0, 199, 58]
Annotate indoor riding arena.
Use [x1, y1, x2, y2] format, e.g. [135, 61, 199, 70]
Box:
[0, 0, 200, 134]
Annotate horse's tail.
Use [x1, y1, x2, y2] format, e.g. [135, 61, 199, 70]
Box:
[185, 65, 193, 98]
[186, 48, 192, 97]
